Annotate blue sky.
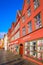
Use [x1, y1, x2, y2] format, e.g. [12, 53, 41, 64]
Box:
[0, 0, 24, 38]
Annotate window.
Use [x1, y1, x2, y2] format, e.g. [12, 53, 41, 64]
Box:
[15, 31, 20, 40]
[22, 27, 26, 36]
[37, 40, 43, 60]
[11, 35, 15, 41]
[24, 39, 43, 60]
[35, 13, 42, 29]
[22, 15, 25, 22]
[24, 42, 30, 55]
[12, 29, 15, 35]
[15, 23, 20, 32]
[27, 0, 30, 4]
[30, 41, 37, 57]
[33, 0, 40, 9]
[28, 21, 32, 33]
[27, 7, 31, 17]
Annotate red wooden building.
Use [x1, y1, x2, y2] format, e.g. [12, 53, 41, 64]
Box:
[8, 0, 43, 65]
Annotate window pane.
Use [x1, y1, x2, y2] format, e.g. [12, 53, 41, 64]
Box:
[35, 13, 42, 29]
[27, 8, 31, 17]
[28, 22, 32, 33]
[33, 0, 40, 9]
[24, 42, 30, 55]
[22, 16, 25, 22]
[22, 27, 26, 36]
[27, 0, 30, 4]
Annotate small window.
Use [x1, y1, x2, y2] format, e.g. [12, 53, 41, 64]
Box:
[27, 0, 30, 4]
[34, 13, 42, 29]
[28, 21, 32, 33]
[22, 27, 26, 36]
[22, 15, 25, 22]
[33, 0, 40, 9]
[27, 7, 31, 17]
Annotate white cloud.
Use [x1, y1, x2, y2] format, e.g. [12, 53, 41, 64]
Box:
[0, 32, 7, 38]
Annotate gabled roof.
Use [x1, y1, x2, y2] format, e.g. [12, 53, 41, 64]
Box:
[16, 10, 22, 19]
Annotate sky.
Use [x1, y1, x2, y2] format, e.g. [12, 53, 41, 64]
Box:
[0, 0, 24, 38]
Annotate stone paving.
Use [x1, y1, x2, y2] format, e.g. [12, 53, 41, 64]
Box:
[0, 49, 38, 65]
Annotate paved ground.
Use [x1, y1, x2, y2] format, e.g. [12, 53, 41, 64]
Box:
[0, 49, 38, 65]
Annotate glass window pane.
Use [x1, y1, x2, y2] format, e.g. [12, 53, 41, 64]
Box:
[22, 16, 25, 22]
[27, 8, 31, 17]
[28, 21, 32, 33]
[27, 0, 30, 4]
[33, 0, 40, 9]
[35, 13, 42, 29]
[22, 27, 26, 36]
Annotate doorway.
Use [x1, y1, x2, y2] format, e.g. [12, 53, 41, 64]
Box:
[19, 44, 23, 56]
